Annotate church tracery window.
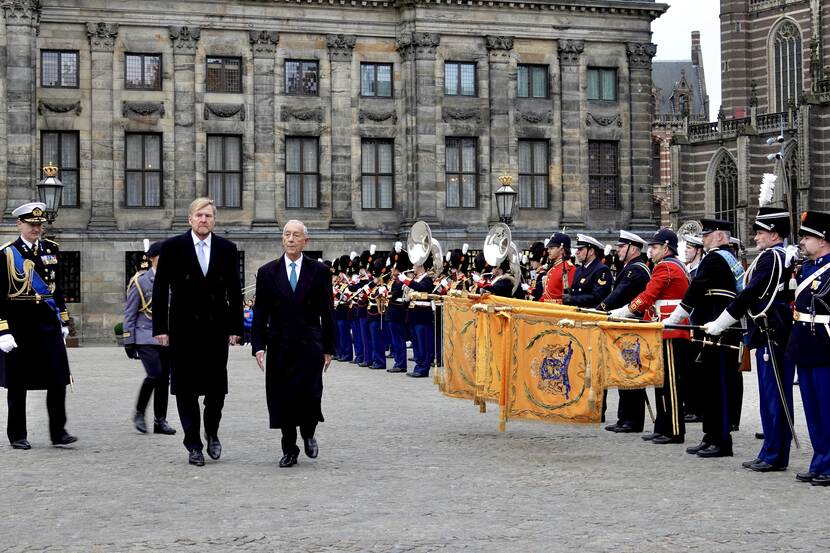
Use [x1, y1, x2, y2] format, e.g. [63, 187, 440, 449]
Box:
[772, 20, 803, 112]
[713, 152, 737, 225]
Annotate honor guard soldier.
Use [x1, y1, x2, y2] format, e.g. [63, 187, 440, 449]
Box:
[355, 248, 376, 367]
[124, 241, 176, 436]
[703, 207, 795, 472]
[366, 258, 389, 370]
[564, 234, 612, 308]
[541, 232, 576, 303]
[400, 257, 434, 378]
[526, 241, 548, 301]
[666, 219, 744, 458]
[787, 211, 830, 486]
[598, 230, 651, 434]
[682, 233, 706, 423]
[333, 255, 353, 362]
[611, 229, 691, 444]
[0, 201, 76, 450]
[385, 246, 410, 373]
[346, 251, 367, 366]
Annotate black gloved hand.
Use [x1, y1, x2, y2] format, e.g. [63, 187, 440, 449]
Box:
[124, 344, 138, 359]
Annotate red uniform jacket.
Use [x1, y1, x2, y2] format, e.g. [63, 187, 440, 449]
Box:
[628, 256, 691, 340]
[540, 260, 576, 303]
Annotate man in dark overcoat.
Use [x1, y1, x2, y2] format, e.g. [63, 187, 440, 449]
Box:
[252, 220, 335, 468]
[153, 198, 243, 467]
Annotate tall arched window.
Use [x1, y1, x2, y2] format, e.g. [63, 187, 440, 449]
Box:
[714, 153, 737, 224]
[772, 20, 803, 112]
[785, 144, 799, 236]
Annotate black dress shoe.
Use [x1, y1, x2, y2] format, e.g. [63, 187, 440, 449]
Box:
[604, 423, 620, 432]
[613, 424, 640, 434]
[742, 458, 762, 469]
[188, 449, 205, 466]
[133, 411, 147, 434]
[358, 362, 370, 367]
[684, 413, 702, 423]
[749, 460, 787, 472]
[810, 474, 830, 486]
[51, 433, 78, 446]
[651, 435, 684, 444]
[10, 439, 31, 450]
[153, 419, 176, 435]
[686, 441, 710, 455]
[407, 371, 429, 378]
[387, 367, 406, 373]
[206, 436, 222, 460]
[641, 432, 661, 441]
[369, 365, 386, 370]
[303, 437, 318, 458]
[755, 432, 765, 440]
[796, 471, 817, 483]
[279, 453, 298, 467]
[697, 444, 733, 458]
[730, 424, 740, 432]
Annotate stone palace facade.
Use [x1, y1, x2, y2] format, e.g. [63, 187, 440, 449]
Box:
[0, 0, 665, 342]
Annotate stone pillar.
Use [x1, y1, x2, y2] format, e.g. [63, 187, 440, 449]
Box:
[396, 32, 440, 224]
[86, 22, 119, 229]
[326, 34, 356, 229]
[2, 0, 40, 217]
[170, 26, 200, 226]
[485, 36, 514, 222]
[557, 40, 583, 226]
[249, 31, 279, 227]
[626, 42, 657, 227]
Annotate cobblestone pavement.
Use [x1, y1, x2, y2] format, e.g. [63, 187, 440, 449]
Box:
[1, 347, 828, 552]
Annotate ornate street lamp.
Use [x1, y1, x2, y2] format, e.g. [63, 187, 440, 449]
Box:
[494, 173, 518, 226]
[36, 163, 64, 226]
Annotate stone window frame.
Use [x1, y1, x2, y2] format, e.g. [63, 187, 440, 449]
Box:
[704, 147, 738, 224]
[40, 130, 81, 208]
[518, 139, 549, 209]
[445, 137, 479, 209]
[587, 140, 620, 210]
[444, 61, 477, 97]
[767, 17, 803, 112]
[206, 55, 243, 94]
[586, 67, 617, 102]
[124, 52, 163, 91]
[284, 59, 320, 97]
[206, 134, 243, 209]
[124, 132, 164, 208]
[360, 138, 395, 210]
[360, 62, 393, 98]
[284, 136, 320, 209]
[517, 64, 548, 99]
[40, 50, 79, 89]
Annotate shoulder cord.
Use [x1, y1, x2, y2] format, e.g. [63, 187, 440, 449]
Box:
[4, 248, 34, 298]
[747, 248, 783, 321]
[126, 272, 153, 318]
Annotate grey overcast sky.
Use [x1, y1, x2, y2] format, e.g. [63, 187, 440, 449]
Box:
[652, 0, 721, 119]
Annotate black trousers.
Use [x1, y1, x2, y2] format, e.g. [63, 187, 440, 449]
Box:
[175, 393, 225, 451]
[701, 346, 739, 450]
[729, 365, 744, 429]
[681, 342, 704, 418]
[653, 339, 687, 438]
[616, 389, 646, 431]
[281, 422, 318, 456]
[135, 345, 170, 420]
[6, 386, 67, 443]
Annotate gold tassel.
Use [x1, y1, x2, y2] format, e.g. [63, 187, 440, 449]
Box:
[586, 345, 596, 412]
[498, 418, 506, 432]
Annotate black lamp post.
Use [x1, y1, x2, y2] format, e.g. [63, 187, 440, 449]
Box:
[36, 163, 64, 227]
[494, 173, 518, 226]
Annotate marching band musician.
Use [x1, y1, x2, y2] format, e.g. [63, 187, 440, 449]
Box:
[598, 231, 651, 434]
[400, 258, 434, 378]
[564, 234, 612, 308]
[366, 259, 389, 371]
[665, 219, 744, 459]
[445, 246, 470, 293]
[483, 256, 523, 298]
[470, 252, 491, 294]
[786, 211, 830, 486]
[354, 249, 376, 367]
[526, 241, 548, 301]
[346, 251, 365, 366]
[333, 255, 354, 363]
[610, 229, 690, 445]
[385, 247, 410, 373]
[540, 232, 576, 303]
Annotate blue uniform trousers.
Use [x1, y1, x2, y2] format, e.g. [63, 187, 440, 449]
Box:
[755, 346, 794, 467]
[411, 323, 434, 375]
[336, 319, 353, 361]
[387, 321, 407, 369]
[350, 318, 364, 363]
[383, 319, 392, 353]
[367, 316, 387, 369]
[359, 316, 371, 365]
[798, 365, 830, 476]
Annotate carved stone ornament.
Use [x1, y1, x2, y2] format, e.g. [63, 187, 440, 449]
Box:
[170, 26, 200, 53]
[38, 99, 82, 116]
[1, 0, 41, 25]
[204, 103, 245, 121]
[585, 113, 622, 127]
[442, 107, 481, 124]
[122, 101, 165, 119]
[558, 40, 584, 66]
[281, 106, 323, 123]
[358, 109, 397, 124]
[326, 34, 356, 62]
[249, 30, 279, 57]
[626, 42, 657, 70]
[485, 36, 514, 52]
[516, 110, 552, 125]
[86, 22, 119, 51]
[396, 32, 440, 61]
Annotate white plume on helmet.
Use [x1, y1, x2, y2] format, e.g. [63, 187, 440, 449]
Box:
[394, 241, 402, 253]
[462, 243, 469, 254]
[369, 244, 377, 255]
[759, 173, 777, 207]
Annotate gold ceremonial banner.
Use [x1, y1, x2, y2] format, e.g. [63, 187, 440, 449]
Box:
[440, 295, 478, 400]
[598, 321, 664, 389]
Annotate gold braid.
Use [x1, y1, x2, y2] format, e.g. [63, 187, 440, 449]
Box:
[4, 247, 34, 298]
[126, 272, 153, 318]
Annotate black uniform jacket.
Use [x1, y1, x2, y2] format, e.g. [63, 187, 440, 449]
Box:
[251, 254, 335, 429]
[679, 245, 740, 346]
[567, 259, 613, 309]
[598, 258, 651, 311]
[152, 231, 243, 396]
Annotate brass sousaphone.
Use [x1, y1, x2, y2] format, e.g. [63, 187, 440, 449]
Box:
[407, 220, 444, 277]
[483, 223, 522, 294]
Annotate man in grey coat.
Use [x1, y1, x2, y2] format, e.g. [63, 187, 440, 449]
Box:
[124, 241, 175, 435]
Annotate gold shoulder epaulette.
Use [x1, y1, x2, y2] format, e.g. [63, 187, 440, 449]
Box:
[43, 238, 60, 247]
[0, 240, 13, 251]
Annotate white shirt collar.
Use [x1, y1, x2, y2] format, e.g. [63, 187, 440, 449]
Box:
[285, 253, 303, 273]
[191, 231, 212, 247]
[19, 236, 36, 250]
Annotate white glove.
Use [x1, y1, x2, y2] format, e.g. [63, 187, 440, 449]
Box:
[350, 274, 359, 284]
[609, 305, 635, 319]
[0, 334, 18, 353]
[702, 311, 739, 336]
[61, 326, 70, 339]
[398, 273, 406, 283]
[785, 244, 799, 268]
[664, 305, 691, 326]
[472, 272, 483, 284]
[521, 283, 530, 292]
[440, 278, 449, 288]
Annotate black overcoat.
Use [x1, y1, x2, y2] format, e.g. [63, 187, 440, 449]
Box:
[251, 254, 335, 429]
[152, 231, 243, 396]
